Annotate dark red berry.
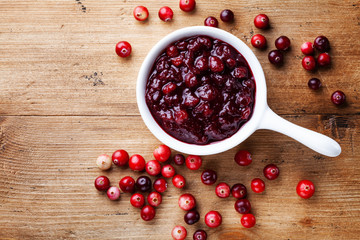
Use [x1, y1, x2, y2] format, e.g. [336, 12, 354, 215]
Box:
[193, 230, 207, 240]
[141, 205, 156, 221]
[301, 42, 314, 55]
[115, 41, 132, 58]
[130, 193, 145, 208]
[234, 150, 252, 166]
[184, 210, 200, 225]
[268, 50, 284, 65]
[314, 36, 330, 52]
[231, 183, 247, 199]
[119, 176, 135, 193]
[172, 225, 187, 240]
[263, 164, 280, 180]
[179, 0, 196, 12]
[251, 178, 265, 193]
[173, 154, 185, 165]
[145, 160, 162, 176]
[153, 178, 168, 193]
[94, 176, 110, 191]
[178, 193, 196, 211]
[147, 191, 162, 207]
[302, 55, 316, 71]
[161, 164, 176, 178]
[173, 174, 186, 188]
[158, 6, 173, 22]
[254, 14, 269, 29]
[136, 176, 152, 192]
[317, 52, 331, 67]
[209, 56, 224, 72]
[275, 36, 291, 51]
[308, 78, 322, 90]
[241, 214, 256, 228]
[201, 169, 217, 185]
[112, 149, 129, 167]
[296, 180, 315, 199]
[331, 91, 346, 105]
[234, 199, 251, 214]
[153, 145, 171, 162]
[185, 155, 202, 170]
[204, 16, 218, 27]
[167, 45, 179, 57]
[220, 9, 234, 22]
[129, 154, 146, 171]
[251, 34, 267, 49]
[133, 6, 149, 21]
[205, 211, 222, 228]
[215, 182, 230, 198]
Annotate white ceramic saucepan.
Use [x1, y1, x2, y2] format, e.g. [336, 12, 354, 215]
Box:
[136, 26, 341, 157]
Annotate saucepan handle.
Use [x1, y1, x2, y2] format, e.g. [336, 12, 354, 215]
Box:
[258, 106, 341, 157]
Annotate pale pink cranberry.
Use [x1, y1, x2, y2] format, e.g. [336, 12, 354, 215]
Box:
[96, 154, 112, 170]
[107, 187, 120, 201]
[171, 225, 187, 240]
[133, 6, 149, 21]
[178, 193, 196, 211]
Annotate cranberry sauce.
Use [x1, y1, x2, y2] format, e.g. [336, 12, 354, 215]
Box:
[145, 35, 256, 145]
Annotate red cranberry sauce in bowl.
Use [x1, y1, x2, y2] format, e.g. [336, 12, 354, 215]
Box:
[145, 35, 256, 145]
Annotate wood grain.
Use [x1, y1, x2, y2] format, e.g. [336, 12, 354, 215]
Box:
[0, 0, 359, 239]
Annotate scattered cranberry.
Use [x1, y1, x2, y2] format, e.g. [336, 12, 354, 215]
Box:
[186, 155, 202, 170]
[241, 214, 256, 228]
[205, 211, 222, 228]
[301, 42, 314, 55]
[179, 0, 196, 12]
[296, 180, 315, 199]
[263, 164, 280, 180]
[153, 145, 171, 162]
[107, 186, 120, 201]
[96, 154, 112, 170]
[268, 50, 284, 65]
[184, 210, 200, 225]
[173, 174, 186, 188]
[94, 176, 110, 191]
[130, 193, 145, 208]
[201, 169, 217, 185]
[234, 150, 252, 166]
[314, 36, 330, 52]
[162, 164, 176, 178]
[178, 193, 196, 211]
[171, 225, 187, 240]
[317, 52, 331, 67]
[115, 41, 132, 58]
[231, 183, 247, 199]
[173, 154, 185, 165]
[145, 160, 162, 176]
[308, 78, 322, 90]
[204, 16, 218, 27]
[220, 9, 234, 22]
[112, 149, 129, 167]
[136, 176, 152, 192]
[133, 6, 149, 21]
[119, 176, 135, 193]
[215, 182, 230, 198]
[275, 36, 291, 51]
[251, 178, 265, 193]
[141, 205, 156, 221]
[254, 14, 269, 29]
[153, 178, 168, 193]
[193, 230, 207, 240]
[251, 34, 267, 49]
[234, 199, 251, 214]
[129, 154, 146, 171]
[302, 55, 316, 71]
[159, 6, 173, 22]
[147, 191, 162, 207]
[331, 91, 346, 105]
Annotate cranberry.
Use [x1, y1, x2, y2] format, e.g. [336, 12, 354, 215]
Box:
[314, 36, 330, 52]
[193, 230, 207, 240]
[115, 41, 131, 58]
[204, 16, 218, 27]
[184, 209, 200, 225]
[136, 176, 152, 192]
[331, 91, 346, 105]
[141, 205, 156, 221]
[133, 6, 149, 21]
[179, 0, 196, 12]
[145, 160, 162, 176]
[205, 211, 222, 228]
[220, 9, 234, 22]
[185, 155, 202, 170]
[251, 178, 265, 193]
[171, 225, 187, 240]
[209, 56, 224, 72]
[215, 182, 230, 198]
[147, 191, 162, 207]
[263, 164, 280, 180]
[317, 52, 331, 67]
[301, 42, 314, 55]
[119, 176, 135, 193]
[234, 199, 251, 214]
[275, 36, 291, 51]
[241, 214, 256, 228]
[308, 78, 322, 90]
[231, 183, 247, 199]
[302, 55, 316, 71]
[234, 150, 252, 166]
[173, 154, 185, 165]
[130, 193, 145, 208]
[153, 178, 168, 193]
[296, 180, 315, 199]
[112, 149, 129, 167]
[232, 67, 248, 79]
[159, 6, 173, 22]
[195, 57, 209, 72]
[161, 164, 176, 178]
[153, 145, 171, 162]
[94, 176, 110, 191]
[96, 154, 112, 170]
[254, 14, 269, 29]
[174, 110, 189, 124]
[167, 45, 179, 57]
[173, 174, 186, 188]
[201, 169, 217, 185]
[178, 193, 196, 211]
[251, 34, 267, 49]
[129, 154, 146, 171]
[106, 186, 120, 201]
[268, 50, 284, 65]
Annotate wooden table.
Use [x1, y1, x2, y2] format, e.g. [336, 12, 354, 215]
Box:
[0, 0, 359, 239]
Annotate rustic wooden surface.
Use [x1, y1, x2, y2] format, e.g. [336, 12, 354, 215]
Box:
[0, 0, 359, 239]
